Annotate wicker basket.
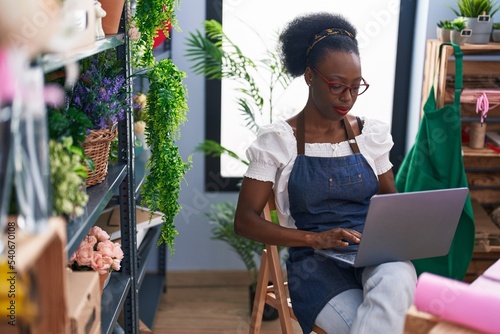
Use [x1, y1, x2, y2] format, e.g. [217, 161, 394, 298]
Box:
[83, 127, 117, 187]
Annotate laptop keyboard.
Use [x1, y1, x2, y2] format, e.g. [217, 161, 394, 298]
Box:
[334, 252, 357, 263]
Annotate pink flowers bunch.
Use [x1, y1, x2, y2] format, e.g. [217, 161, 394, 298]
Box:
[69, 226, 124, 275]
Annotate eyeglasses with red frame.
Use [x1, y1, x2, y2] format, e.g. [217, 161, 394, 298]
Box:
[312, 67, 369, 96]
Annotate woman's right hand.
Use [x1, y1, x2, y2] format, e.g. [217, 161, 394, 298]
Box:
[310, 228, 361, 249]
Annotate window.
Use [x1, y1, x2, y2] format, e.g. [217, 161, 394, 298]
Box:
[205, 0, 416, 191]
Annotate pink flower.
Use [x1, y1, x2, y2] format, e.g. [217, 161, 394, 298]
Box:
[113, 242, 124, 260]
[111, 259, 121, 271]
[86, 235, 98, 248]
[89, 226, 110, 242]
[69, 225, 123, 274]
[97, 240, 115, 258]
[75, 242, 94, 267]
[92, 253, 113, 275]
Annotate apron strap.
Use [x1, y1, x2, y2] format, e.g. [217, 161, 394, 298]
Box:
[297, 112, 305, 155]
[296, 113, 361, 155]
[342, 117, 361, 154]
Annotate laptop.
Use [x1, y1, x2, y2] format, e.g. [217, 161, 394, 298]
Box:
[314, 187, 469, 267]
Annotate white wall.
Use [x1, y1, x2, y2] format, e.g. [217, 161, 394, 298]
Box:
[147, 0, 463, 272]
[406, 0, 458, 151]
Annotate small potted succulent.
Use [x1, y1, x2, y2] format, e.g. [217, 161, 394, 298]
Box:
[437, 19, 453, 42]
[450, 0, 500, 44]
[492, 22, 500, 41]
[451, 17, 470, 45]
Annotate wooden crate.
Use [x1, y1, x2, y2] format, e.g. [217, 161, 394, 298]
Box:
[0, 217, 69, 334]
[465, 201, 500, 282]
[405, 305, 484, 334]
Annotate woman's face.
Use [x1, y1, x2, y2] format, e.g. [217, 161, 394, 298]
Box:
[308, 50, 363, 121]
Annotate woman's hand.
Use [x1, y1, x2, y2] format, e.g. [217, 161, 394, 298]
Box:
[310, 228, 362, 249]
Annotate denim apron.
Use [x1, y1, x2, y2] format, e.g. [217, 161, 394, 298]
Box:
[286, 114, 379, 333]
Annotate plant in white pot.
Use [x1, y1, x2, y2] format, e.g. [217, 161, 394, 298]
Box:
[451, 16, 471, 45]
[450, 0, 500, 44]
[437, 19, 453, 42]
[492, 22, 500, 41]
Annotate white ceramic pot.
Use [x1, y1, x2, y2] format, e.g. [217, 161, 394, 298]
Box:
[465, 17, 493, 44]
[437, 27, 451, 42]
[450, 30, 469, 45]
[492, 29, 500, 42]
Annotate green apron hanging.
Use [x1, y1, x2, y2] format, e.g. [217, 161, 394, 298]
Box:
[395, 43, 475, 280]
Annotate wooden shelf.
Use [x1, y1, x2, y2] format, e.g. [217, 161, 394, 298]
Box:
[463, 145, 500, 158]
[66, 163, 127, 257]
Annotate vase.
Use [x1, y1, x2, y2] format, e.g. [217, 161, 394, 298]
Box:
[99, 271, 111, 292]
[99, 0, 125, 35]
[469, 122, 487, 149]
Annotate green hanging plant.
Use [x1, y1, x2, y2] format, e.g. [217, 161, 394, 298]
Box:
[132, 0, 179, 69]
[141, 58, 191, 251]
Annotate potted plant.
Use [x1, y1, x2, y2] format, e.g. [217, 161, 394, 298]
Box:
[68, 225, 124, 291]
[451, 16, 471, 45]
[492, 22, 500, 41]
[437, 19, 453, 42]
[205, 201, 280, 321]
[67, 49, 128, 187]
[450, 0, 500, 44]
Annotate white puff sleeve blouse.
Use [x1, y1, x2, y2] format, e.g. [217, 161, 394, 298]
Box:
[244, 118, 394, 229]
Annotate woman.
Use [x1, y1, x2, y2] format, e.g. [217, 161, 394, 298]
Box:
[234, 12, 417, 334]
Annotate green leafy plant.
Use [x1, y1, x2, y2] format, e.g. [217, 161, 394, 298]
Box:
[132, 0, 190, 251]
[493, 22, 500, 28]
[185, 19, 292, 161]
[450, 0, 500, 17]
[437, 19, 453, 29]
[141, 58, 191, 251]
[49, 137, 88, 217]
[205, 201, 264, 282]
[205, 201, 284, 285]
[452, 16, 468, 30]
[132, 0, 179, 69]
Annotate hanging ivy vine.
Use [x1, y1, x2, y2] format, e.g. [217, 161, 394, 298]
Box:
[133, 0, 191, 251]
[133, 0, 178, 69]
[142, 59, 191, 250]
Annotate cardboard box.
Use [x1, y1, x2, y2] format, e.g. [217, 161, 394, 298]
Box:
[67, 271, 101, 334]
[95, 206, 164, 246]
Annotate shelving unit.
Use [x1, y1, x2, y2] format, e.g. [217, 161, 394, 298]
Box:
[422, 40, 500, 282]
[0, 3, 170, 332]
[37, 6, 166, 334]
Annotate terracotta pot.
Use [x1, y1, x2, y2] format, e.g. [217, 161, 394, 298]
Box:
[99, 0, 125, 35]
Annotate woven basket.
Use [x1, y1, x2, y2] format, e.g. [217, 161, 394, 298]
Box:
[83, 127, 117, 187]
